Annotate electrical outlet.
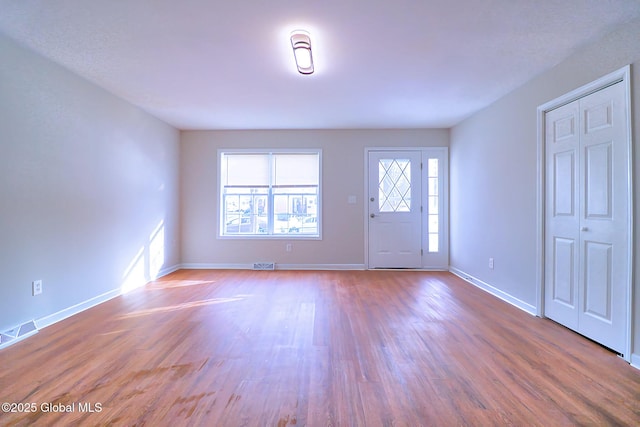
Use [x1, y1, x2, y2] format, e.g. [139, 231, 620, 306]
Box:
[489, 258, 494, 270]
[32, 280, 43, 296]
[286, 243, 292, 252]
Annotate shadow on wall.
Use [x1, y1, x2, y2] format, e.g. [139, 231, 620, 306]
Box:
[121, 220, 166, 293]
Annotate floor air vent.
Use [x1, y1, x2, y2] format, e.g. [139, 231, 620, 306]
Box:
[253, 262, 275, 271]
[0, 320, 38, 349]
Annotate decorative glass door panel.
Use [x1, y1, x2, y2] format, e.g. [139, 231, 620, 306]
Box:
[378, 159, 411, 212]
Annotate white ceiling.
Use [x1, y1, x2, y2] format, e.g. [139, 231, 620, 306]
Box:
[1, 0, 639, 130]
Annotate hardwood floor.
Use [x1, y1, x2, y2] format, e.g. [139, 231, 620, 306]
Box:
[1, 270, 638, 426]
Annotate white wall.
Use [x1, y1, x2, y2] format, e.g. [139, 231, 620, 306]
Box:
[450, 17, 640, 358]
[0, 34, 181, 332]
[180, 129, 449, 267]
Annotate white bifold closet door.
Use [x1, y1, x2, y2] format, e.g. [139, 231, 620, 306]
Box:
[544, 81, 629, 354]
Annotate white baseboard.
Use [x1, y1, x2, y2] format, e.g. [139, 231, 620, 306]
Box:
[154, 264, 181, 278]
[36, 263, 180, 330]
[277, 263, 365, 270]
[449, 267, 537, 315]
[631, 353, 640, 370]
[0, 329, 38, 350]
[36, 288, 121, 329]
[179, 263, 366, 270]
[180, 263, 250, 270]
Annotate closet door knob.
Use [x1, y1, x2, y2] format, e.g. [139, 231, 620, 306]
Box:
[581, 226, 589, 231]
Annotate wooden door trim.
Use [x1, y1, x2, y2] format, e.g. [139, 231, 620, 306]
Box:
[536, 65, 633, 362]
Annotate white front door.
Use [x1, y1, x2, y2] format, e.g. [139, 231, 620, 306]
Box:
[368, 151, 422, 268]
[544, 81, 629, 354]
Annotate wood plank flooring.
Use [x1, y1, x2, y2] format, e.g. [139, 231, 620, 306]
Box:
[1, 270, 639, 426]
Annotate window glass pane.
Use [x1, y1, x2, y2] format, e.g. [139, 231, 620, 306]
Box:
[378, 158, 411, 212]
[273, 191, 318, 234]
[428, 196, 438, 214]
[224, 215, 254, 234]
[426, 157, 440, 253]
[428, 214, 439, 233]
[224, 194, 240, 214]
[273, 194, 299, 234]
[428, 158, 439, 178]
[223, 192, 268, 234]
[428, 233, 439, 253]
[428, 177, 438, 196]
[299, 207, 318, 234]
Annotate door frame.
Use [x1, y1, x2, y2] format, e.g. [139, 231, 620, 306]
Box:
[364, 147, 449, 270]
[536, 65, 633, 361]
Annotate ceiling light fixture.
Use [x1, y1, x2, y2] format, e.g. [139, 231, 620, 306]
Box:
[290, 30, 314, 75]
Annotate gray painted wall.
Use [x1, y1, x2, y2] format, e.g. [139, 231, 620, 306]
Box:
[450, 17, 640, 359]
[0, 34, 181, 332]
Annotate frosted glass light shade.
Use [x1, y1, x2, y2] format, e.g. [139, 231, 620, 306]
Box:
[290, 30, 314, 74]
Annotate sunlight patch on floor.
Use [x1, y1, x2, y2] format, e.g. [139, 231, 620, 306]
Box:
[118, 297, 245, 319]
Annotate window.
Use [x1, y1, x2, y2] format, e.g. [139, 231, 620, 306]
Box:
[426, 158, 439, 252]
[219, 150, 321, 238]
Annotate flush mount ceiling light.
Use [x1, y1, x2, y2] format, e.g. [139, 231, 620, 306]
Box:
[290, 30, 314, 75]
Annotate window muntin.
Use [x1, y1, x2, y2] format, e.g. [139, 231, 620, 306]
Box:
[219, 150, 320, 238]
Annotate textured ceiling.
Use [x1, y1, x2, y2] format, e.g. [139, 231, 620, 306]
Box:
[1, 0, 639, 130]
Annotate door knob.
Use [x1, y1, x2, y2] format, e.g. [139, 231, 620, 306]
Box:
[370, 197, 375, 202]
[370, 213, 376, 218]
[581, 226, 589, 231]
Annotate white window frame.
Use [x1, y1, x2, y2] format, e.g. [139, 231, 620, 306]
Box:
[217, 148, 322, 240]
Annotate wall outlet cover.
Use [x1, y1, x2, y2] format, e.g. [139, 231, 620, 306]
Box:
[32, 280, 43, 296]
